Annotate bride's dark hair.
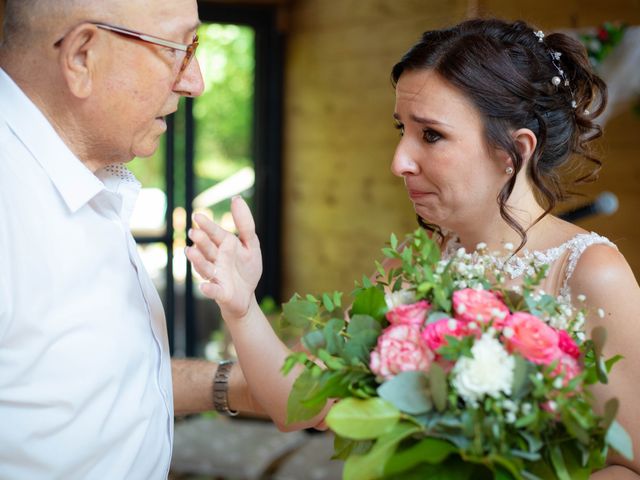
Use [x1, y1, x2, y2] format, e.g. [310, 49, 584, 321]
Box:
[391, 18, 607, 250]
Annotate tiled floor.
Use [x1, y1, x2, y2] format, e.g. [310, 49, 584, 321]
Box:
[170, 416, 343, 480]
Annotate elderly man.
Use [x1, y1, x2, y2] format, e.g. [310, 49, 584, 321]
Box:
[0, 0, 263, 477]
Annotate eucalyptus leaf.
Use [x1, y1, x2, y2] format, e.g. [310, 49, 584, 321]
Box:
[323, 318, 346, 355]
[603, 397, 619, 430]
[377, 371, 432, 415]
[322, 293, 335, 312]
[428, 363, 448, 412]
[301, 330, 325, 354]
[345, 315, 381, 363]
[390, 232, 398, 250]
[326, 397, 400, 440]
[606, 420, 634, 460]
[596, 358, 609, 384]
[518, 431, 543, 454]
[347, 314, 382, 336]
[282, 299, 318, 328]
[427, 311, 452, 324]
[333, 291, 343, 308]
[509, 449, 541, 462]
[511, 355, 531, 399]
[591, 326, 607, 357]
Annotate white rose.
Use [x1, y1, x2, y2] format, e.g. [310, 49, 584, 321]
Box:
[452, 333, 514, 406]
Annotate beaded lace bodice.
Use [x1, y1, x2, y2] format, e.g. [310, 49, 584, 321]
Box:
[442, 232, 617, 300]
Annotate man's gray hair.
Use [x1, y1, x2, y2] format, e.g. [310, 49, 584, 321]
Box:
[2, 0, 112, 47]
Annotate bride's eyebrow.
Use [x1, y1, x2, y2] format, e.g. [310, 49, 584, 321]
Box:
[393, 113, 452, 129]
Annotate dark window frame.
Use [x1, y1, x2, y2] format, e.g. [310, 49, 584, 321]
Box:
[136, 3, 284, 356]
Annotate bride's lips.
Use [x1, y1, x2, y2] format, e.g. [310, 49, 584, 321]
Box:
[407, 189, 435, 200]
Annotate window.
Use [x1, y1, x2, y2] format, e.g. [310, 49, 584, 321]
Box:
[129, 4, 283, 356]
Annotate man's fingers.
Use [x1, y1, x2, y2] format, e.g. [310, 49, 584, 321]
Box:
[230, 196, 258, 247]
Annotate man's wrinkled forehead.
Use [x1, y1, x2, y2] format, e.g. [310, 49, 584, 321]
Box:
[130, 0, 200, 35]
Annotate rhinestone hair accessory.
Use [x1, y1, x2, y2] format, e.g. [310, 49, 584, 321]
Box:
[534, 29, 577, 109]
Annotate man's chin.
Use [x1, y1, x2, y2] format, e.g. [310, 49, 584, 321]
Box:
[132, 139, 162, 160]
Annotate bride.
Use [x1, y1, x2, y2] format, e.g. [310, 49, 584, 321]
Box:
[185, 18, 640, 478]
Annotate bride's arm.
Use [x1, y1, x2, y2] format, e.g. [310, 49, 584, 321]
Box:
[569, 244, 640, 478]
[184, 197, 328, 431]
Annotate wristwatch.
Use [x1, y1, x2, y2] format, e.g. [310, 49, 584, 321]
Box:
[213, 360, 239, 416]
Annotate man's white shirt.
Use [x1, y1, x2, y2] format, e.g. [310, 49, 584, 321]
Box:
[0, 68, 173, 479]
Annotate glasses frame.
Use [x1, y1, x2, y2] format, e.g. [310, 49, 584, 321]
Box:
[54, 21, 199, 83]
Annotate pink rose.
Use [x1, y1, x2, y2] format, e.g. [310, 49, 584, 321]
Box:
[421, 318, 467, 352]
[453, 289, 509, 328]
[551, 354, 582, 387]
[370, 324, 433, 380]
[386, 300, 430, 326]
[557, 330, 580, 359]
[504, 312, 562, 365]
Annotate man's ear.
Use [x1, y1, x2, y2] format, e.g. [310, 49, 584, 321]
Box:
[511, 128, 537, 166]
[57, 25, 101, 99]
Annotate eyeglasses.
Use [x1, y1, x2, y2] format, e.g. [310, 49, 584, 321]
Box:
[54, 22, 199, 84]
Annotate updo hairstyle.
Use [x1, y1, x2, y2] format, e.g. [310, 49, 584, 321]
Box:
[391, 18, 608, 248]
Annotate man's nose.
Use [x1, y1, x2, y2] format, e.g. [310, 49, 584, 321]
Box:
[174, 57, 205, 98]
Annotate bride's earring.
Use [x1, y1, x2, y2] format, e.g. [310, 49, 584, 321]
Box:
[505, 166, 514, 175]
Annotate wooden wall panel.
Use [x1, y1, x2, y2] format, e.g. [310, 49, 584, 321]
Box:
[282, 0, 640, 298]
[282, 0, 469, 297]
[476, 0, 640, 28]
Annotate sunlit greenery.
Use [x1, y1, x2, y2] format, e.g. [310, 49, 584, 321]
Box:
[128, 23, 255, 216]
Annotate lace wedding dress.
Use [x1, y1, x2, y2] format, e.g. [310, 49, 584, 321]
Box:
[442, 232, 616, 301]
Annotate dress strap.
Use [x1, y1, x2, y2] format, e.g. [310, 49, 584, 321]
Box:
[559, 232, 618, 299]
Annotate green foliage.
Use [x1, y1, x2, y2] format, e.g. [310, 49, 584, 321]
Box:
[326, 397, 401, 440]
[377, 372, 432, 415]
[580, 22, 627, 66]
[280, 228, 632, 479]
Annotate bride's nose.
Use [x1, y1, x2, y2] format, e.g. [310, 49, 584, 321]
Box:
[391, 140, 420, 177]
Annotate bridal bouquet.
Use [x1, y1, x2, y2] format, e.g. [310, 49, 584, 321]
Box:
[280, 229, 632, 480]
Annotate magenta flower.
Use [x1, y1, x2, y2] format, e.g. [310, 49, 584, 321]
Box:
[421, 318, 467, 353]
[557, 330, 580, 359]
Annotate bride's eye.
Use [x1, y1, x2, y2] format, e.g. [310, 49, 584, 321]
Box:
[394, 123, 405, 137]
[423, 128, 442, 143]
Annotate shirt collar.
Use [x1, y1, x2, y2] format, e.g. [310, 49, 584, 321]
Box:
[0, 67, 104, 213]
[95, 164, 142, 224]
